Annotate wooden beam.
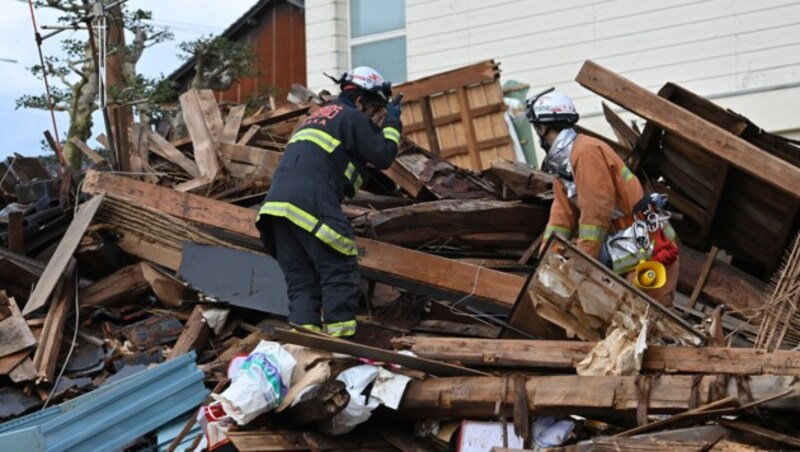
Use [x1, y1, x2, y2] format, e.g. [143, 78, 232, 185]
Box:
[79, 263, 150, 308]
[218, 141, 282, 169]
[686, 246, 718, 311]
[276, 329, 488, 377]
[576, 60, 800, 197]
[351, 199, 548, 247]
[7, 211, 24, 254]
[393, 60, 499, 102]
[398, 374, 799, 419]
[487, 160, 554, 200]
[70, 137, 106, 165]
[147, 131, 201, 178]
[22, 194, 104, 316]
[602, 102, 639, 150]
[220, 104, 246, 143]
[179, 89, 222, 178]
[167, 305, 210, 360]
[32, 264, 74, 383]
[82, 171, 525, 311]
[392, 337, 800, 376]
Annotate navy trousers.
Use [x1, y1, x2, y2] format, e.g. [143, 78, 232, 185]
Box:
[259, 216, 360, 330]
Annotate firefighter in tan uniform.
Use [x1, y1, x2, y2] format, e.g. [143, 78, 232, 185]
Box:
[528, 88, 679, 306]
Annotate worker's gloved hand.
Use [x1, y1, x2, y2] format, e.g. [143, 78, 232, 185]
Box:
[386, 93, 403, 119]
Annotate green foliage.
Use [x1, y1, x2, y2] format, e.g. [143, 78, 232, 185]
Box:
[179, 35, 260, 91]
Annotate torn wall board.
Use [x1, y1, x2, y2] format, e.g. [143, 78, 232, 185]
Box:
[179, 242, 289, 317]
[505, 235, 703, 346]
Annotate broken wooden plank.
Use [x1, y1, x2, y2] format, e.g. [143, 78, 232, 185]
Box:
[351, 199, 548, 247]
[32, 263, 74, 383]
[173, 175, 214, 193]
[0, 292, 36, 358]
[220, 105, 246, 143]
[82, 171, 528, 312]
[167, 305, 210, 361]
[70, 137, 106, 165]
[22, 194, 104, 316]
[602, 102, 639, 151]
[393, 337, 800, 376]
[393, 60, 500, 102]
[719, 420, 800, 449]
[576, 60, 800, 197]
[398, 374, 800, 419]
[179, 89, 222, 178]
[79, 263, 150, 308]
[0, 349, 31, 376]
[237, 125, 260, 146]
[227, 429, 389, 451]
[147, 130, 201, 178]
[486, 160, 553, 200]
[276, 329, 488, 377]
[686, 246, 718, 311]
[241, 104, 310, 128]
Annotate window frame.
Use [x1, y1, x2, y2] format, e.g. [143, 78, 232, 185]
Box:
[346, 0, 407, 81]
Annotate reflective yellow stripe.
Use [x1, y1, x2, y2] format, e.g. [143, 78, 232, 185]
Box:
[289, 128, 341, 153]
[345, 162, 356, 179]
[579, 224, 607, 242]
[383, 127, 400, 144]
[297, 324, 322, 333]
[258, 202, 318, 233]
[354, 174, 363, 192]
[325, 320, 357, 337]
[315, 223, 358, 256]
[621, 166, 634, 183]
[544, 225, 573, 241]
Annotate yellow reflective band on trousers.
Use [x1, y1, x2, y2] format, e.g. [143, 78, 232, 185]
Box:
[315, 223, 358, 256]
[325, 320, 357, 337]
[298, 324, 322, 333]
[345, 162, 363, 192]
[258, 202, 357, 256]
[544, 225, 573, 241]
[383, 127, 401, 144]
[579, 224, 607, 242]
[289, 128, 341, 153]
[259, 202, 318, 233]
[621, 166, 634, 183]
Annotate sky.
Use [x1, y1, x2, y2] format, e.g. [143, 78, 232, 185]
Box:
[0, 0, 258, 159]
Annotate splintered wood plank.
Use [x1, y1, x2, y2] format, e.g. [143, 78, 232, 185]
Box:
[70, 137, 106, 165]
[220, 105, 246, 143]
[0, 293, 36, 358]
[196, 90, 224, 141]
[602, 102, 639, 150]
[236, 125, 260, 146]
[147, 131, 200, 178]
[174, 175, 214, 193]
[79, 263, 150, 308]
[179, 89, 222, 178]
[219, 142, 282, 169]
[22, 194, 104, 316]
[392, 60, 499, 102]
[167, 305, 210, 360]
[129, 123, 145, 174]
[32, 264, 74, 383]
[576, 60, 800, 197]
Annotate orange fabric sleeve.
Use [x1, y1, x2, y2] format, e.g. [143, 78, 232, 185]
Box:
[572, 143, 616, 258]
[541, 178, 578, 252]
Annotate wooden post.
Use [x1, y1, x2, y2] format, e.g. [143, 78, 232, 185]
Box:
[686, 246, 719, 311]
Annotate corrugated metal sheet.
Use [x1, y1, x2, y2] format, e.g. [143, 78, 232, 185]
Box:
[0, 352, 208, 451]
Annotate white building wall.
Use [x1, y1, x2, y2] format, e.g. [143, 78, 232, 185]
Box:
[305, 0, 349, 93]
[307, 0, 800, 147]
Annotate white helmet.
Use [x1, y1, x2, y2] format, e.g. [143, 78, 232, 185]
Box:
[526, 88, 579, 125]
[328, 66, 392, 102]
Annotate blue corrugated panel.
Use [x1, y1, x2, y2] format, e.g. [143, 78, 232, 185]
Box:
[0, 352, 209, 452]
[156, 412, 203, 452]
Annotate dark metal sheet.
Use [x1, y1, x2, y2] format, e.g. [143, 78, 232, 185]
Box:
[179, 242, 289, 316]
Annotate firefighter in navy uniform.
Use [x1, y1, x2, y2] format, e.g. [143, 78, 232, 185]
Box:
[256, 67, 402, 338]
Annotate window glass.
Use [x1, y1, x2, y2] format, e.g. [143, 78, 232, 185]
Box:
[350, 0, 405, 38]
[351, 37, 407, 83]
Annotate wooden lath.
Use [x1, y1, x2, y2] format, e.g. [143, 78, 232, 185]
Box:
[393, 60, 514, 171]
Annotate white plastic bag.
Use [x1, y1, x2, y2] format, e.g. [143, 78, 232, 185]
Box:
[322, 365, 379, 435]
[213, 341, 296, 425]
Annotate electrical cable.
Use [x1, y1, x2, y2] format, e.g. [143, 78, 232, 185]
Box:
[25, 0, 65, 166]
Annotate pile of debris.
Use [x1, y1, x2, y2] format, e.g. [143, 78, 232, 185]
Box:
[0, 59, 797, 451]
